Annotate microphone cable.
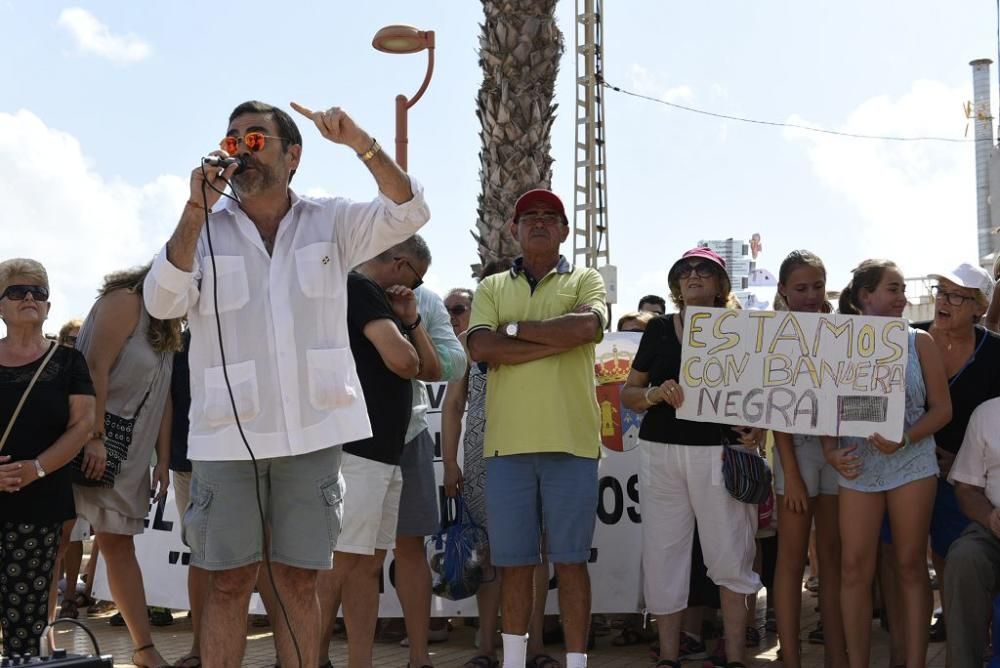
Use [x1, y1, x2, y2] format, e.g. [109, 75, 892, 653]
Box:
[198, 165, 305, 668]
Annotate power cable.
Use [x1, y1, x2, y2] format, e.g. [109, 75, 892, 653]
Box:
[602, 78, 979, 143]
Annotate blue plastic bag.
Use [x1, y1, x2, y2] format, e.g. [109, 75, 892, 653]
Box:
[429, 494, 490, 601]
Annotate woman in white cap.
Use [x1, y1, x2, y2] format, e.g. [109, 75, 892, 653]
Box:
[917, 262, 1000, 644]
[621, 246, 762, 668]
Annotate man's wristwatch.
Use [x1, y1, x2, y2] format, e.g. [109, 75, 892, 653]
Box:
[33, 459, 46, 478]
[504, 322, 520, 338]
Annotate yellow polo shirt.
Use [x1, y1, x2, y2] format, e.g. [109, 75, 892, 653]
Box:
[468, 256, 608, 459]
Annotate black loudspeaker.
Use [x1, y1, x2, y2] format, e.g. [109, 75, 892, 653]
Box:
[0, 650, 113, 667]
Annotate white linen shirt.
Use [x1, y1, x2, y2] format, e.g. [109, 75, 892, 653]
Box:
[144, 181, 430, 461]
[949, 396, 1000, 508]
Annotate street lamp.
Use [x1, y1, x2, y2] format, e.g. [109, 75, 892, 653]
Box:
[372, 24, 435, 171]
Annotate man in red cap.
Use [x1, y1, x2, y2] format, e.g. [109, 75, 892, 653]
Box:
[467, 189, 608, 668]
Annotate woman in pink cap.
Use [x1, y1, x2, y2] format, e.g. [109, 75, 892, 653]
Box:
[622, 247, 762, 668]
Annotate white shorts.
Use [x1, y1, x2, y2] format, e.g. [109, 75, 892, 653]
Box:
[335, 453, 404, 555]
[773, 434, 839, 497]
[638, 439, 761, 615]
[69, 518, 91, 542]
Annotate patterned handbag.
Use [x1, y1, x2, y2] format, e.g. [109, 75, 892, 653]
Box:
[71, 388, 151, 488]
[721, 442, 773, 505]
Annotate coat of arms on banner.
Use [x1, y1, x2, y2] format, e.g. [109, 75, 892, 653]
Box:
[594, 337, 644, 452]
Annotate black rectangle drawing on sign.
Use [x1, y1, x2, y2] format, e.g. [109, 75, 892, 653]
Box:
[837, 395, 888, 422]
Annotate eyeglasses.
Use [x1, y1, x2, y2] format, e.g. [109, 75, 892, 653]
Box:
[219, 132, 283, 155]
[518, 212, 563, 225]
[1, 284, 49, 301]
[446, 304, 469, 316]
[932, 285, 977, 307]
[673, 262, 718, 280]
[395, 257, 424, 290]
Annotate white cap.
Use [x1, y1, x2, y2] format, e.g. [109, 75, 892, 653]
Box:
[929, 262, 995, 303]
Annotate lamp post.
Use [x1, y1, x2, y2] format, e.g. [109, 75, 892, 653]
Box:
[372, 24, 435, 171]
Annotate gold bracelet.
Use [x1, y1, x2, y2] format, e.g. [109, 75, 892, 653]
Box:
[357, 139, 381, 162]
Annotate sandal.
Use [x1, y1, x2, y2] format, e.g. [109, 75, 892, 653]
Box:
[464, 656, 499, 668]
[525, 654, 561, 668]
[131, 643, 170, 668]
[174, 655, 202, 668]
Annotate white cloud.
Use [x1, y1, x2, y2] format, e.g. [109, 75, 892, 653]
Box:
[58, 7, 151, 63]
[627, 64, 693, 103]
[784, 80, 980, 278]
[0, 110, 185, 332]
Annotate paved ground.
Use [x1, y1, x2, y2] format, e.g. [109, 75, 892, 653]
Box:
[47, 588, 948, 667]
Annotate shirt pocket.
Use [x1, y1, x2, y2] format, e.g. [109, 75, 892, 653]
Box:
[306, 347, 360, 410]
[295, 242, 340, 299]
[198, 255, 250, 315]
[203, 360, 261, 427]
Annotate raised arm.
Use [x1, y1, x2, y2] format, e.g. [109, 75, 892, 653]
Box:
[291, 102, 412, 204]
[364, 319, 420, 379]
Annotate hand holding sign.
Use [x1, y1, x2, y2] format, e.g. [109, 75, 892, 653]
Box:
[868, 432, 904, 455]
[290, 102, 371, 154]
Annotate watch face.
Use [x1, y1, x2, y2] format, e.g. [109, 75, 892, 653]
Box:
[506, 323, 517, 336]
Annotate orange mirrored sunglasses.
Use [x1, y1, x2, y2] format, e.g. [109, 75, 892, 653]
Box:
[219, 132, 282, 154]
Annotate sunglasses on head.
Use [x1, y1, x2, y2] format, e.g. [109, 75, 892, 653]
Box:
[446, 304, 469, 316]
[674, 262, 718, 280]
[1, 284, 49, 301]
[219, 132, 283, 155]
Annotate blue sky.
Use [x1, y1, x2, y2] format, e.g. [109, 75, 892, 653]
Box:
[1, 1, 997, 330]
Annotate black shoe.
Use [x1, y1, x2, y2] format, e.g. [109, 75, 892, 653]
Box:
[929, 615, 946, 643]
[808, 622, 824, 645]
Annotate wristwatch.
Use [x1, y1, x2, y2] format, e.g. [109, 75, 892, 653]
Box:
[504, 322, 520, 338]
[33, 459, 46, 478]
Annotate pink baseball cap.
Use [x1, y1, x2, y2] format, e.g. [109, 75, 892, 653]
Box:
[514, 189, 566, 220]
[669, 247, 727, 276]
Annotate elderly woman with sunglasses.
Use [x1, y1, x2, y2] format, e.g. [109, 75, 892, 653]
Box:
[907, 263, 1000, 645]
[0, 259, 95, 657]
[621, 247, 762, 668]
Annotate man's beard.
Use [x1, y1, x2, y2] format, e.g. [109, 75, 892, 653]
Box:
[231, 159, 280, 196]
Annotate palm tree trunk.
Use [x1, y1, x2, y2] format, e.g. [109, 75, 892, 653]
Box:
[474, 0, 564, 269]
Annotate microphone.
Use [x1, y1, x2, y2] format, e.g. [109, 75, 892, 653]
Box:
[202, 155, 247, 173]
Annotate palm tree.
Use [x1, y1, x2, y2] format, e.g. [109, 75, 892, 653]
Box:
[474, 0, 564, 267]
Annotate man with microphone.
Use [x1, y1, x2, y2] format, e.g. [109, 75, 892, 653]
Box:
[144, 100, 430, 667]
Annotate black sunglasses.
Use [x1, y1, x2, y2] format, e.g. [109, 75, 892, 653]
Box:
[394, 257, 424, 290]
[446, 304, 469, 316]
[1, 284, 49, 301]
[673, 262, 718, 280]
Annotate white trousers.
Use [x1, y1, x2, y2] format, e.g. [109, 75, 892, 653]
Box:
[638, 439, 761, 615]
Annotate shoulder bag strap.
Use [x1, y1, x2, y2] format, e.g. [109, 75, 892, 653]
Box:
[0, 342, 59, 453]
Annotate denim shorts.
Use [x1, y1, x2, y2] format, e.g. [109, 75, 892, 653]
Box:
[485, 452, 599, 566]
[184, 446, 343, 571]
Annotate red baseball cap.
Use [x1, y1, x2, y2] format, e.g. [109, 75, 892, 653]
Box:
[514, 189, 566, 220]
[669, 246, 727, 276]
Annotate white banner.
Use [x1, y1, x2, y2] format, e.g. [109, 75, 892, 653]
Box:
[676, 307, 908, 440]
[94, 334, 648, 615]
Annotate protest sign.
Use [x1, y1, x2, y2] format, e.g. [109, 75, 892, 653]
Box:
[93, 333, 648, 615]
[676, 307, 908, 440]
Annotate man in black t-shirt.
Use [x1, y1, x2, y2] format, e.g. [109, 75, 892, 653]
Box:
[316, 247, 439, 668]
